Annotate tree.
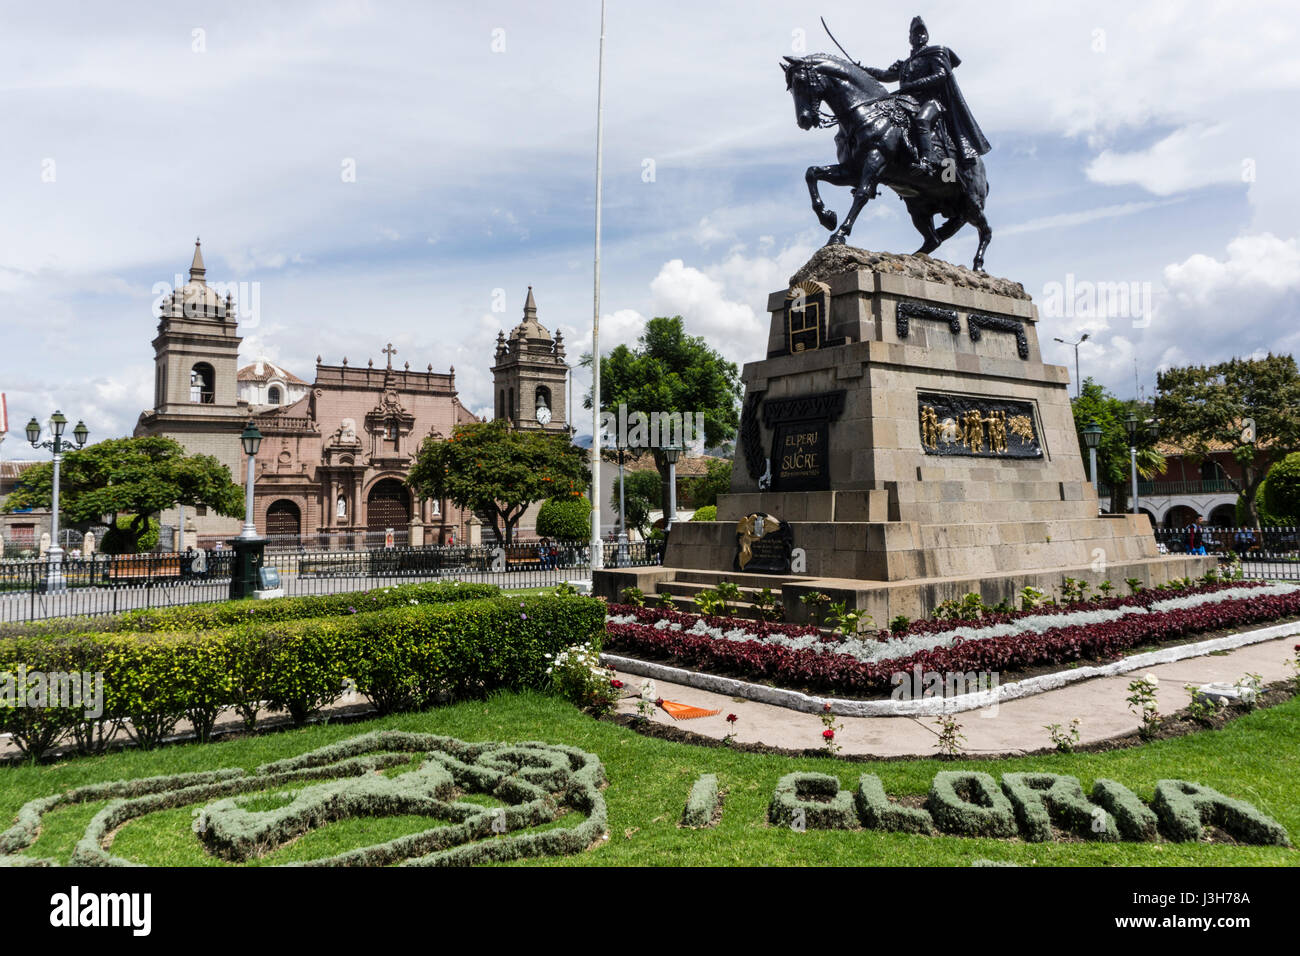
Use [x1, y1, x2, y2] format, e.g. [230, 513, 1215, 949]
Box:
[684, 458, 732, 509]
[1155, 354, 1300, 525]
[0, 436, 243, 554]
[406, 419, 589, 544]
[535, 496, 592, 541]
[1070, 379, 1165, 514]
[588, 316, 742, 511]
[1261, 452, 1300, 524]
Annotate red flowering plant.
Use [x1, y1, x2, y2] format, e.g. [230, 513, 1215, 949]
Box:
[819, 702, 843, 754]
[723, 712, 739, 745]
[603, 583, 1300, 699]
[1290, 643, 1300, 693]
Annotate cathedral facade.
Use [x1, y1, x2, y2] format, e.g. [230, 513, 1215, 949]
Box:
[135, 242, 571, 548]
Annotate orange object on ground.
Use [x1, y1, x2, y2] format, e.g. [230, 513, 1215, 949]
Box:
[659, 699, 721, 720]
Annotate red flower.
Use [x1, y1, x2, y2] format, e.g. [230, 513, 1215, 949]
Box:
[823, 702, 832, 713]
[611, 679, 624, 689]
[726, 713, 738, 724]
[822, 729, 835, 740]
[655, 697, 664, 707]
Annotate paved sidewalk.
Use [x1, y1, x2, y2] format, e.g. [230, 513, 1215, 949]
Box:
[611, 636, 1299, 757]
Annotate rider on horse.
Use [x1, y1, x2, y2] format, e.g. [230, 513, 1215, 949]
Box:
[861, 16, 990, 176]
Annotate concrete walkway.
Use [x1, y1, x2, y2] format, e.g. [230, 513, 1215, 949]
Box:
[610, 635, 1299, 757]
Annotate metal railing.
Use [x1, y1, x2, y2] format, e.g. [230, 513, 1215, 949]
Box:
[1099, 478, 1238, 497]
[1153, 525, 1300, 581]
[0, 539, 662, 623]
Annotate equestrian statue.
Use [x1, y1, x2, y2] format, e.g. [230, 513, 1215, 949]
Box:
[782, 16, 994, 270]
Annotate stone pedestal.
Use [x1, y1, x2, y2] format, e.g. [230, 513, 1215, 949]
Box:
[595, 248, 1213, 620]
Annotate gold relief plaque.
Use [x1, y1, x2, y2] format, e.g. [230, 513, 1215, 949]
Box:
[918, 392, 1042, 459]
[735, 512, 793, 574]
[784, 280, 829, 354]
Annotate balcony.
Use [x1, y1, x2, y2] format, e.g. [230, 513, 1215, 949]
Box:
[1098, 479, 1237, 498]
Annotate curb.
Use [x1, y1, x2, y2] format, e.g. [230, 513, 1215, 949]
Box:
[601, 619, 1300, 717]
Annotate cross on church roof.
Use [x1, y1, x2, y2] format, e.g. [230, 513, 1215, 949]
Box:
[382, 343, 397, 368]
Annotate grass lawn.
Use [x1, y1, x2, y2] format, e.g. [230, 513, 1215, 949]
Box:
[3, 690, 1298, 866]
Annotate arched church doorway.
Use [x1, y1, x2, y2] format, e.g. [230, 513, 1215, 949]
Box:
[367, 478, 411, 543]
[266, 500, 302, 540]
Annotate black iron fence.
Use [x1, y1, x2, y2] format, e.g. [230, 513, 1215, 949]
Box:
[1154, 525, 1300, 581]
[0, 539, 661, 623]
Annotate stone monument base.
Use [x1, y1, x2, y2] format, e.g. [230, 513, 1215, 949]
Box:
[594, 248, 1214, 623]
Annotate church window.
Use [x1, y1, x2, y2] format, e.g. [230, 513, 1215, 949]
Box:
[268, 385, 283, 405]
[190, 363, 215, 404]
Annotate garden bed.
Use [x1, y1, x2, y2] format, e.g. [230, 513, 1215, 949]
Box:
[604, 581, 1300, 700]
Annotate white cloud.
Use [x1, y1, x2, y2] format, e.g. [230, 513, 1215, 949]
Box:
[1086, 124, 1247, 196]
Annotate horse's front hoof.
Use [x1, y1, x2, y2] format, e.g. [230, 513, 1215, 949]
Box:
[972, 257, 985, 272]
[825, 233, 847, 246]
[817, 209, 838, 231]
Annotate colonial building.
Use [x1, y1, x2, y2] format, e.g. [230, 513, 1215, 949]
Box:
[134, 241, 488, 547]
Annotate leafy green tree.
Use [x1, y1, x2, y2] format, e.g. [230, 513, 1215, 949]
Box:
[1070, 379, 1165, 514]
[407, 419, 589, 544]
[535, 496, 592, 542]
[1, 436, 243, 554]
[588, 316, 742, 509]
[1261, 452, 1300, 524]
[684, 458, 732, 509]
[1155, 354, 1300, 525]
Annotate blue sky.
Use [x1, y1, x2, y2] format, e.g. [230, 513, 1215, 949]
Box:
[2, 0, 1298, 449]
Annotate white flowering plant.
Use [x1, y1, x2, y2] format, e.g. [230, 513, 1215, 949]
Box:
[545, 642, 618, 715]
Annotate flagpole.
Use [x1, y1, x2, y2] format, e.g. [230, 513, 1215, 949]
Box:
[589, 0, 607, 572]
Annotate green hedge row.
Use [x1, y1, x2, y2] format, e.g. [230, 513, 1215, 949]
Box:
[0, 594, 606, 759]
[0, 581, 501, 638]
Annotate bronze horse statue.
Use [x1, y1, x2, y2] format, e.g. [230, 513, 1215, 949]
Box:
[782, 53, 992, 271]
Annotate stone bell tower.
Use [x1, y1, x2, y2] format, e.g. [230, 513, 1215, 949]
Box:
[491, 287, 569, 433]
[135, 239, 247, 478]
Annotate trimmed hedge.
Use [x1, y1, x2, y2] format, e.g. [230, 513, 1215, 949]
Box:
[0, 731, 608, 867]
[926, 771, 1018, 838]
[768, 772, 857, 830]
[1091, 778, 1159, 842]
[0, 581, 501, 639]
[1000, 773, 1117, 843]
[1151, 779, 1290, 846]
[0, 594, 606, 759]
[682, 773, 721, 829]
[854, 774, 934, 835]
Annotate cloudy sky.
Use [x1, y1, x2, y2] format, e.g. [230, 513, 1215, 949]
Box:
[2, 0, 1298, 452]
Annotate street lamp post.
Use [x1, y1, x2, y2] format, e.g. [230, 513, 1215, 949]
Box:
[229, 421, 266, 600]
[1123, 412, 1139, 515]
[1081, 420, 1102, 496]
[238, 421, 262, 539]
[25, 411, 89, 593]
[1054, 333, 1089, 399]
[662, 445, 680, 535]
[616, 444, 629, 566]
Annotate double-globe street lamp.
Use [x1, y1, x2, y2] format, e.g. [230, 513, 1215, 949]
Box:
[25, 411, 89, 592]
[1123, 413, 1159, 517]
